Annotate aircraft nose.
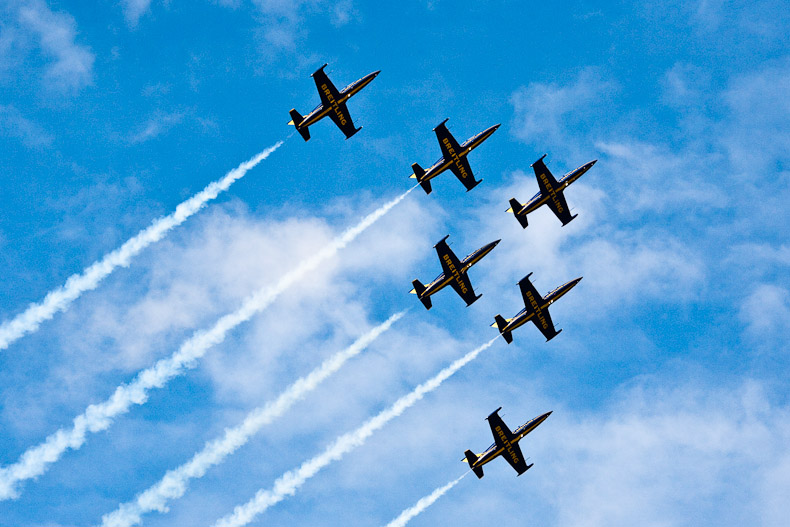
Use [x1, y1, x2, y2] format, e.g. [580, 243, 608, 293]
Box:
[492, 123, 502, 131]
[372, 70, 382, 77]
[492, 239, 502, 246]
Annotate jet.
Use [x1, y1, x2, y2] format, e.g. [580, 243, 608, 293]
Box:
[409, 119, 500, 194]
[288, 64, 380, 141]
[507, 154, 597, 228]
[463, 408, 552, 479]
[410, 235, 500, 310]
[492, 273, 581, 343]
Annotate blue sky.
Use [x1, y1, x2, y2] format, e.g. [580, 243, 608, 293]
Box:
[1, 0, 789, 525]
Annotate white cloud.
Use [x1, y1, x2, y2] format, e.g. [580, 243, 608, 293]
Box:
[0, 104, 53, 147]
[510, 68, 615, 151]
[120, 0, 153, 27]
[739, 283, 790, 339]
[129, 111, 185, 144]
[17, 0, 94, 94]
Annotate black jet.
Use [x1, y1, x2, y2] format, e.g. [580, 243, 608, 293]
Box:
[409, 119, 500, 194]
[464, 408, 552, 479]
[288, 64, 380, 141]
[410, 235, 500, 310]
[492, 273, 581, 343]
[507, 155, 597, 228]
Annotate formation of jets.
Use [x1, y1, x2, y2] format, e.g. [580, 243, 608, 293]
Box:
[290, 64, 598, 480]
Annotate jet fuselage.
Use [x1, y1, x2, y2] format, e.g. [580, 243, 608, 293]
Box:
[501, 277, 582, 334]
[298, 70, 380, 129]
[469, 411, 552, 471]
[420, 239, 500, 299]
[418, 123, 500, 183]
[518, 160, 597, 215]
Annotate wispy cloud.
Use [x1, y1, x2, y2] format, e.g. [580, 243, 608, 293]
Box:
[16, 0, 94, 94]
[511, 68, 615, 151]
[0, 184, 411, 500]
[120, 0, 153, 27]
[0, 140, 283, 352]
[0, 104, 53, 147]
[129, 111, 185, 144]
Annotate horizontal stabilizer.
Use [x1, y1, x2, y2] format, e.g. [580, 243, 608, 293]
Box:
[411, 162, 425, 180]
[419, 179, 432, 195]
[508, 198, 528, 228]
[464, 450, 484, 479]
[411, 279, 432, 310]
[289, 109, 310, 141]
[493, 314, 513, 344]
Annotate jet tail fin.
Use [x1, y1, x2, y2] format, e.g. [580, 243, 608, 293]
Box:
[464, 450, 484, 479]
[411, 279, 432, 310]
[507, 198, 528, 229]
[493, 314, 513, 344]
[561, 213, 579, 226]
[289, 109, 310, 141]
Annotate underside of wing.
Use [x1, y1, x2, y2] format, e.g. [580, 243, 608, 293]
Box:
[530, 308, 558, 340]
[448, 157, 477, 190]
[449, 273, 479, 305]
[312, 66, 341, 107]
[435, 238, 463, 277]
[327, 102, 358, 138]
[546, 190, 574, 225]
[488, 411, 529, 475]
[434, 122, 478, 189]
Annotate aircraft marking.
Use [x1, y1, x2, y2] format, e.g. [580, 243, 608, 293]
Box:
[442, 253, 468, 293]
[441, 137, 469, 179]
[494, 425, 522, 466]
[320, 83, 348, 125]
[524, 290, 549, 329]
[538, 172, 564, 213]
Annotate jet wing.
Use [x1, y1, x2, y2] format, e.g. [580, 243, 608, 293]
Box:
[518, 275, 543, 313]
[312, 66, 342, 107]
[519, 275, 558, 340]
[435, 122, 477, 190]
[530, 308, 557, 340]
[488, 410, 529, 475]
[435, 238, 478, 305]
[532, 158, 574, 224]
[326, 102, 358, 138]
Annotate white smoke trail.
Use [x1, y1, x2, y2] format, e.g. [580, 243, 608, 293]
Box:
[212, 337, 498, 527]
[0, 186, 415, 500]
[0, 141, 285, 352]
[100, 311, 406, 527]
[384, 473, 468, 527]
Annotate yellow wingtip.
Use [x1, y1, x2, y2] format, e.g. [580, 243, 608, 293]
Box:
[409, 174, 417, 179]
[287, 120, 294, 126]
[409, 289, 417, 294]
[505, 207, 513, 213]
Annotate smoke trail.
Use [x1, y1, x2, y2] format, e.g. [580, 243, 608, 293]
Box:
[100, 311, 406, 527]
[0, 141, 285, 352]
[212, 337, 498, 527]
[384, 473, 468, 527]
[0, 187, 414, 500]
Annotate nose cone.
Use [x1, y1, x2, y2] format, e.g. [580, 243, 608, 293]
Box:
[372, 70, 381, 77]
